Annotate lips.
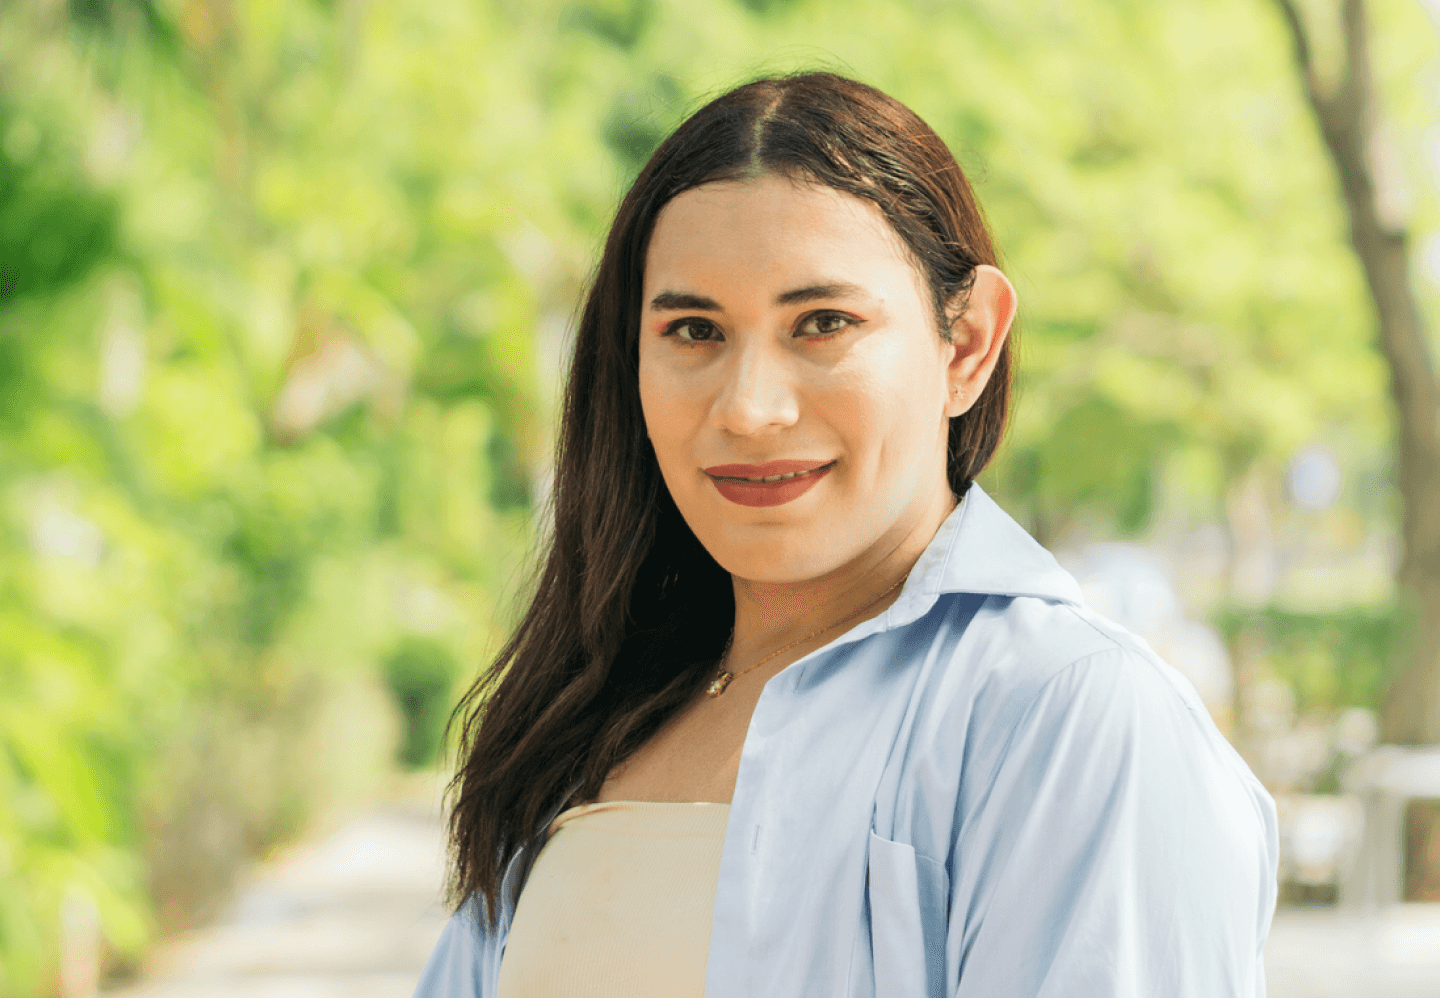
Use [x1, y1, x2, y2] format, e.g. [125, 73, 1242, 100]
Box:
[704, 459, 836, 481]
[703, 460, 836, 508]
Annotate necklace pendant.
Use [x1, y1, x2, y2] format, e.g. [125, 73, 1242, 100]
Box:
[707, 671, 734, 697]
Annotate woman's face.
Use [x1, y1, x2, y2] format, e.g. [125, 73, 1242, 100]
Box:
[638, 172, 1004, 584]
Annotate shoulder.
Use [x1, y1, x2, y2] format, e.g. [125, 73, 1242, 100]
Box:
[918, 591, 1269, 822]
[930, 601, 1281, 990]
[925, 590, 1207, 734]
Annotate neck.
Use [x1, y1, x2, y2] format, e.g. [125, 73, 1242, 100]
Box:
[724, 489, 958, 679]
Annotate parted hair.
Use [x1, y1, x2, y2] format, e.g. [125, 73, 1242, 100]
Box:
[446, 71, 1013, 926]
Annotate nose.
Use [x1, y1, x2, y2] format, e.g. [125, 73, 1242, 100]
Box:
[709, 337, 800, 437]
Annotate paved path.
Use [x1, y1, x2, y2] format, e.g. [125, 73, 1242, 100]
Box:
[105, 804, 1440, 998]
[1264, 906, 1440, 998]
[103, 800, 451, 998]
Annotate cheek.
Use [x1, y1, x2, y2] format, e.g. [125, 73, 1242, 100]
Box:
[638, 361, 692, 464]
[822, 348, 932, 462]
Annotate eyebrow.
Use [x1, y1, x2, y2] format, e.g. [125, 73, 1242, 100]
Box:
[649, 291, 721, 311]
[648, 281, 870, 312]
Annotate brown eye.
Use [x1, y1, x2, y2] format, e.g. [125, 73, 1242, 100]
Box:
[798, 312, 855, 338]
[666, 319, 722, 343]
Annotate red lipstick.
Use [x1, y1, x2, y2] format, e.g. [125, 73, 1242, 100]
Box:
[703, 459, 836, 508]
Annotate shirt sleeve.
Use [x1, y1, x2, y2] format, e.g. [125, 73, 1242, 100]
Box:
[948, 646, 1279, 998]
[411, 898, 490, 998]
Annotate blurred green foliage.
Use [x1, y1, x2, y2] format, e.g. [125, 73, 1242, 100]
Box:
[1217, 603, 1415, 714]
[0, 0, 1434, 993]
[382, 636, 460, 770]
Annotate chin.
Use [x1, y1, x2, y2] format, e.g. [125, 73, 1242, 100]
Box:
[696, 515, 851, 584]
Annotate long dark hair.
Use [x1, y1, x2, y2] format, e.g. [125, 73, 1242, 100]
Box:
[446, 71, 1013, 925]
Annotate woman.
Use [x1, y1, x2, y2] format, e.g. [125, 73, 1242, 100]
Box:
[414, 72, 1278, 998]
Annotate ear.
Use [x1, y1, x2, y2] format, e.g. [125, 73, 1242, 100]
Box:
[944, 265, 1017, 418]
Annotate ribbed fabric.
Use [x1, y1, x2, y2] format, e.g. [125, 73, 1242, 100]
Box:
[495, 800, 731, 998]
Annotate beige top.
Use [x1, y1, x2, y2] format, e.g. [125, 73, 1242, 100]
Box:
[495, 800, 731, 998]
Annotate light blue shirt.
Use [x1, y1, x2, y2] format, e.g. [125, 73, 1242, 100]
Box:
[413, 484, 1279, 997]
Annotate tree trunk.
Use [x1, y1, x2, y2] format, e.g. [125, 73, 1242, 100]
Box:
[1272, 0, 1440, 743]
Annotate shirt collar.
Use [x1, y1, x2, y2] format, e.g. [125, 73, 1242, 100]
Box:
[879, 482, 1085, 632]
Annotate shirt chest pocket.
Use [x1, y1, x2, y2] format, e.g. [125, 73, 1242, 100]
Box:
[865, 829, 949, 998]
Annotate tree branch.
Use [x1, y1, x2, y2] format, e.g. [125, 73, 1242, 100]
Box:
[1271, 0, 1440, 740]
[1335, 0, 1371, 144]
[1271, 0, 1324, 108]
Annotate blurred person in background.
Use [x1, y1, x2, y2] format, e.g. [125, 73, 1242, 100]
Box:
[414, 72, 1279, 998]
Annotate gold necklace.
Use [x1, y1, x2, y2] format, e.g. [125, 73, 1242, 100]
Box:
[706, 572, 910, 698]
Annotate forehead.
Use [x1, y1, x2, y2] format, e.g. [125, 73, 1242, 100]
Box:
[643, 174, 922, 297]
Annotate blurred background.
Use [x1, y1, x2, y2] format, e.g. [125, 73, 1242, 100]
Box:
[2, 0, 1439, 995]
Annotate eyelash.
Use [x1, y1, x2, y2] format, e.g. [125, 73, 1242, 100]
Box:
[661, 311, 858, 345]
